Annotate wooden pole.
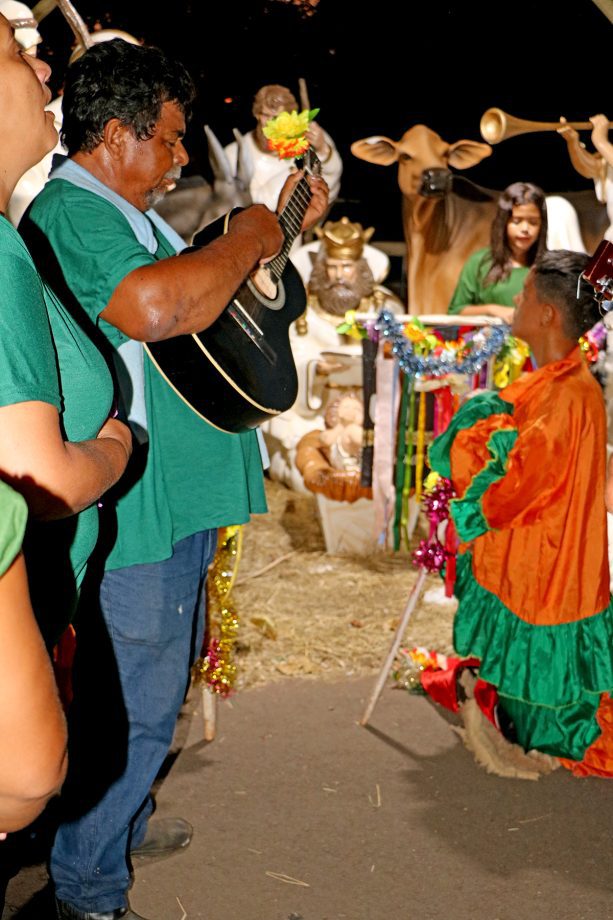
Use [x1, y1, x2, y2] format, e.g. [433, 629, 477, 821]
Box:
[298, 77, 311, 111]
[202, 686, 217, 741]
[590, 0, 613, 24]
[359, 569, 427, 726]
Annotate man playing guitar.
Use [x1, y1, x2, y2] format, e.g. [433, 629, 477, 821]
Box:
[20, 37, 328, 920]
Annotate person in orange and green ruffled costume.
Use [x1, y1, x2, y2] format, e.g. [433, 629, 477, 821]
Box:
[429, 249, 613, 777]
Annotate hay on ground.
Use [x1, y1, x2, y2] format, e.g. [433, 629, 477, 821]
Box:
[228, 479, 455, 690]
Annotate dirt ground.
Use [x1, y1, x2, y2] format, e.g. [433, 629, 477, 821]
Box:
[4, 480, 613, 920]
[6, 678, 613, 920]
[228, 478, 456, 691]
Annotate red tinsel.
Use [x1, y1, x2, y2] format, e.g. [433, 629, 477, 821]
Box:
[411, 475, 456, 576]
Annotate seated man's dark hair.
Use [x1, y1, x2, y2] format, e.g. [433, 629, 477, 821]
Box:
[61, 38, 196, 155]
[533, 249, 602, 340]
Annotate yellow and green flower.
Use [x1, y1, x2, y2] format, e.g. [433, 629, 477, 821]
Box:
[263, 107, 320, 159]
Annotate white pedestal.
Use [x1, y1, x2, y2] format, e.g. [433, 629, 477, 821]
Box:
[315, 493, 376, 555]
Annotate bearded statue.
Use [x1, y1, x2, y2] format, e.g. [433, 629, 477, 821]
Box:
[259, 216, 402, 494]
[308, 255, 377, 314]
[295, 217, 403, 337]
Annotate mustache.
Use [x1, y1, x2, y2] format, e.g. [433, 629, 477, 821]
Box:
[160, 166, 183, 192]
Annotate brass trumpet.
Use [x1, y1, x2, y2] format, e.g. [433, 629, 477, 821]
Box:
[479, 107, 612, 145]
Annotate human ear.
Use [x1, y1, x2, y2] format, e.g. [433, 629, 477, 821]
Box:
[541, 303, 555, 326]
[103, 119, 130, 160]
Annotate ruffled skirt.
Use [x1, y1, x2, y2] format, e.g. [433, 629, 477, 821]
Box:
[454, 551, 613, 767]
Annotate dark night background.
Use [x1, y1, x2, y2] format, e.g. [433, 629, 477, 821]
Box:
[34, 0, 613, 245]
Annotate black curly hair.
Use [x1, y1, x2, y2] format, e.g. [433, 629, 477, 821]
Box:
[533, 249, 602, 339]
[61, 38, 196, 155]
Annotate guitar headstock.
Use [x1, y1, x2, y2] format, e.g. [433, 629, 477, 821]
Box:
[581, 239, 613, 304]
[297, 146, 322, 178]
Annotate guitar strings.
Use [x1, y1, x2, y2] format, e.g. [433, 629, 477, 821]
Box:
[267, 144, 321, 279]
[268, 177, 312, 279]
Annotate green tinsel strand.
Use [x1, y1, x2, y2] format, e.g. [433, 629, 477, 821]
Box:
[393, 372, 410, 551]
[400, 380, 416, 550]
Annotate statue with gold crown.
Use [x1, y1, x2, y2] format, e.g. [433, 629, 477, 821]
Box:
[261, 216, 403, 493]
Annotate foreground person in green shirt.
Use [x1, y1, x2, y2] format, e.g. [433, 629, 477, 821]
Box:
[0, 20, 133, 646]
[0, 479, 67, 837]
[448, 181, 548, 320]
[22, 38, 329, 920]
[0, 17, 131, 909]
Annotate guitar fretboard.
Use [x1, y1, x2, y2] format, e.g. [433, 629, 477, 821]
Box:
[267, 149, 320, 282]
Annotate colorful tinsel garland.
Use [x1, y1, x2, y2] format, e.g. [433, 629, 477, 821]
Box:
[492, 335, 531, 388]
[337, 311, 517, 382]
[393, 645, 450, 693]
[375, 309, 510, 377]
[580, 320, 607, 364]
[192, 525, 242, 696]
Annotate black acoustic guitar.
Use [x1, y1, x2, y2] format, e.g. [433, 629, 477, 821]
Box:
[144, 149, 320, 433]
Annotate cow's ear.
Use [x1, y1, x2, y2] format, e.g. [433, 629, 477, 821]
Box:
[447, 140, 492, 170]
[351, 136, 399, 166]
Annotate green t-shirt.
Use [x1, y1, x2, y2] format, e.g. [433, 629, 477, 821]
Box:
[0, 216, 114, 639]
[448, 247, 529, 315]
[26, 179, 267, 572]
[0, 480, 27, 578]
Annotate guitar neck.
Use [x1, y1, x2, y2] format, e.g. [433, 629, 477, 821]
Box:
[268, 148, 321, 281]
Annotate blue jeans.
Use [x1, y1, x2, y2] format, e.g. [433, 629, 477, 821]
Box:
[51, 529, 217, 913]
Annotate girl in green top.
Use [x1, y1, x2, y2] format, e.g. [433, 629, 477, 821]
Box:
[448, 181, 548, 321]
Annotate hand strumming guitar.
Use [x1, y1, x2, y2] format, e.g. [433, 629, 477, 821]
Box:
[276, 171, 329, 233]
[228, 203, 285, 265]
[146, 147, 331, 431]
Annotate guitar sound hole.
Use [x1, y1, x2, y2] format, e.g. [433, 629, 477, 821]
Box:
[246, 274, 286, 311]
[251, 266, 277, 300]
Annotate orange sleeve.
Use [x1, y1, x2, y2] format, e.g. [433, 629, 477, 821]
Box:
[450, 414, 517, 500]
[482, 395, 602, 531]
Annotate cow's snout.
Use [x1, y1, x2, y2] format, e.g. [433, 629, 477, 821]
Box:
[419, 168, 452, 198]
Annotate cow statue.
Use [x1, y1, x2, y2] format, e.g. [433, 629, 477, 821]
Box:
[351, 125, 608, 314]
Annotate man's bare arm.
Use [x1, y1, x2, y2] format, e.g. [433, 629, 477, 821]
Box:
[102, 205, 282, 341]
[102, 176, 329, 342]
